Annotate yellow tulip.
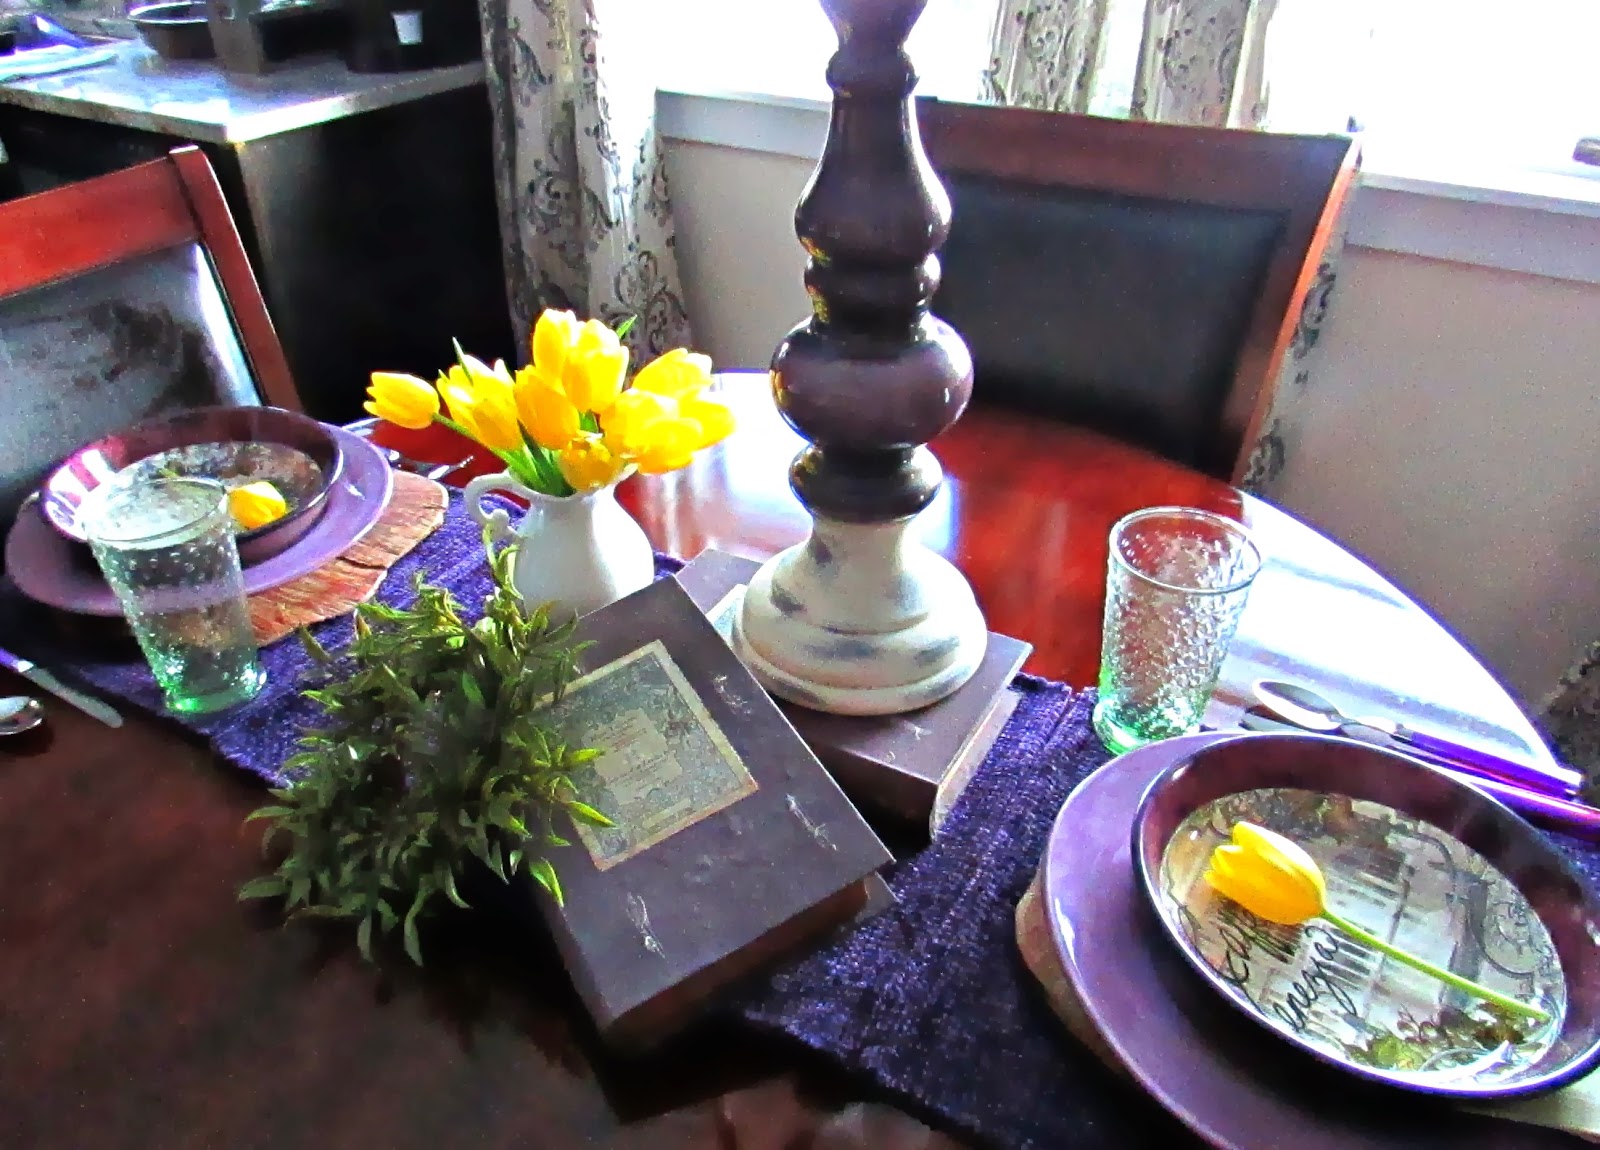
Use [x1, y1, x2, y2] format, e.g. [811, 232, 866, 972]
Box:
[631, 416, 704, 475]
[514, 365, 581, 451]
[532, 308, 581, 382]
[458, 350, 515, 390]
[436, 369, 483, 442]
[364, 372, 439, 430]
[228, 481, 288, 530]
[1205, 823, 1549, 1021]
[1203, 822, 1325, 926]
[631, 347, 714, 401]
[566, 325, 630, 415]
[600, 388, 676, 460]
[467, 371, 524, 454]
[556, 433, 621, 492]
[679, 395, 735, 451]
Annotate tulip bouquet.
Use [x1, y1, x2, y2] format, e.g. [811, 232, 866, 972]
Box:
[364, 310, 734, 496]
[1205, 822, 1549, 1022]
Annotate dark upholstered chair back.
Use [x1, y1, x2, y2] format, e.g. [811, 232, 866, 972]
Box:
[0, 147, 299, 535]
[918, 99, 1360, 482]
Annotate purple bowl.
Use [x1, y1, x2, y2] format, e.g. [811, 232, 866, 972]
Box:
[39, 405, 344, 567]
[1131, 733, 1600, 1100]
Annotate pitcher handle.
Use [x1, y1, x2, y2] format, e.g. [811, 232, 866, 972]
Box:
[463, 472, 535, 545]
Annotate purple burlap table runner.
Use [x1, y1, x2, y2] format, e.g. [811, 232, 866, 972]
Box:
[8, 493, 1600, 1149]
[0, 492, 680, 786]
[735, 684, 1600, 1150]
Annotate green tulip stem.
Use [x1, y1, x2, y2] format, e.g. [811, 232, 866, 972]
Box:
[430, 415, 569, 496]
[1319, 909, 1550, 1023]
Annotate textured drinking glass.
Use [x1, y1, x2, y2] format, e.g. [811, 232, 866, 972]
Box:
[82, 477, 265, 714]
[1093, 507, 1261, 754]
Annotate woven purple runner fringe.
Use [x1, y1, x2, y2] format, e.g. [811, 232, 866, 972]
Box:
[0, 492, 681, 787]
[8, 494, 1600, 1149]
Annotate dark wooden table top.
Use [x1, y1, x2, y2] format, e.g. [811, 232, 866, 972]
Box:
[0, 374, 1554, 1149]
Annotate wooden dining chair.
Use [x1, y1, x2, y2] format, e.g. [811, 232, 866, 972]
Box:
[916, 98, 1361, 484]
[0, 145, 300, 530]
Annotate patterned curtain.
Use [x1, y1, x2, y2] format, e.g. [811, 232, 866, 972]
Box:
[982, 0, 1113, 112]
[476, 0, 692, 361]
[981, 0, 1355, 495]
[1129, 0, 1276, 129]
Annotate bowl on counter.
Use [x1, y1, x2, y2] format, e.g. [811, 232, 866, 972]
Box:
[39, 405, 344, 565]
[128, 2, 215, 60]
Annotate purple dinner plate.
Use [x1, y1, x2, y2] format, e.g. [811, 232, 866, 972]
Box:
[1133, 734, 1600, 1101]
[4, 426, 393, 617]
[1044, 732, 1584, 1150]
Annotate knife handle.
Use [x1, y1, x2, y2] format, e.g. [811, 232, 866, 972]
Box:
[1393, 727, 1583, 798]
[1241, 711, 1600, 841]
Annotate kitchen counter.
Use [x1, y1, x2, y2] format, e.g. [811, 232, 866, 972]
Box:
[0, 37, 485, 144]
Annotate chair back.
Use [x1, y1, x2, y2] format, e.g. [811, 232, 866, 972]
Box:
[0, 146, 298, 529]
[917, 98, 1360, 482]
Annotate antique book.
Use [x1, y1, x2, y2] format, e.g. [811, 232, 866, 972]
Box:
[674, 549, 1031, 824]
[533, 576, 893, 1050]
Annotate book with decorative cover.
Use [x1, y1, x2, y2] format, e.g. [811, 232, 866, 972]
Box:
[674, 549, 1031, 823]
[533, 576, 893, 1050]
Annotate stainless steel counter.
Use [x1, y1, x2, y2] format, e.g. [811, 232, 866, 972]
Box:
[0, 38, 485, 143]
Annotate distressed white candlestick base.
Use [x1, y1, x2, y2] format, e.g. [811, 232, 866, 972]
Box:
[732, 516, 988, 716]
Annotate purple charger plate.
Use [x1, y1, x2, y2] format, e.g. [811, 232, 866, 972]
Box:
[4, 426, 393, 617]
[1132, 733, 1600, 1101]
[1043, 732, 1584, 1150]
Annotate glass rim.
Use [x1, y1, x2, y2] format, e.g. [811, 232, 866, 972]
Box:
[82, 476, 231, 549]
[1107, 505, 1262, 596]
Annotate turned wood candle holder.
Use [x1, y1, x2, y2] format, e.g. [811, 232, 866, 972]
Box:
[730, 0, 988, 716]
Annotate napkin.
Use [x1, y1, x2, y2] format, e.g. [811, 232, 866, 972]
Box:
[1014, 869, 1600, 1144]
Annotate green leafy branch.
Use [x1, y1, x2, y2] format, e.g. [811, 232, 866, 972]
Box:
[239, 537, 611, 965]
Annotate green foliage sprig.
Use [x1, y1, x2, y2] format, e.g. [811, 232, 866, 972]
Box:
[240, 539, 611, 965]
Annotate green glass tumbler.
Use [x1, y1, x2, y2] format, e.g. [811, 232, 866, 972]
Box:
[1092, 506, 1261, 754]
[82, 477, 266, 714]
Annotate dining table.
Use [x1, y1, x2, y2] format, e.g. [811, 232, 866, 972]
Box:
[0, 371, 1564, 1149]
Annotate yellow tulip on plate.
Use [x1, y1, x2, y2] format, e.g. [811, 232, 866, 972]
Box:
[228, 481, 289, 530]
[1204, 822, 1548, 1021]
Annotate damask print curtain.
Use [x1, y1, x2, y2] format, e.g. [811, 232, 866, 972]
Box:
[980, 0, 1354, 494]
[476, 0, 692, 361]
[982, 0, 1112, 112]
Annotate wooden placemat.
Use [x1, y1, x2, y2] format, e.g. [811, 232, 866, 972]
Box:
[1014, 868, 1600, 1142]
[248, 470, 447, 645]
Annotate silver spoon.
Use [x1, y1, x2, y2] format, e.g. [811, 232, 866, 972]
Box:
[1252, 679, 1582, 797]
[0, 696, 44, 737]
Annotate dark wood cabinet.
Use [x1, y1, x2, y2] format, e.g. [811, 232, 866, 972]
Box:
[0, 81, 511, 424]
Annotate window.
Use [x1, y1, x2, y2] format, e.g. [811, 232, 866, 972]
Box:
[658, 0, 995, 102]
[1268, 0, 1600, 175]
[661, 0, 1600, 182]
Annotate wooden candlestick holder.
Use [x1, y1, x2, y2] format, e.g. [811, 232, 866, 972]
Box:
[730, 0, 987, 716]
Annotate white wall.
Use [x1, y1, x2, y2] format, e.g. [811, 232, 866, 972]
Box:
[664, 138, 1600, 708]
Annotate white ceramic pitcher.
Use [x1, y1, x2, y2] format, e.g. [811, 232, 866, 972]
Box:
[463, 472, 654, 621]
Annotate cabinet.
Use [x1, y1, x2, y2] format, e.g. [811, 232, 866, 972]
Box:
[0, 76, 511, 425]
